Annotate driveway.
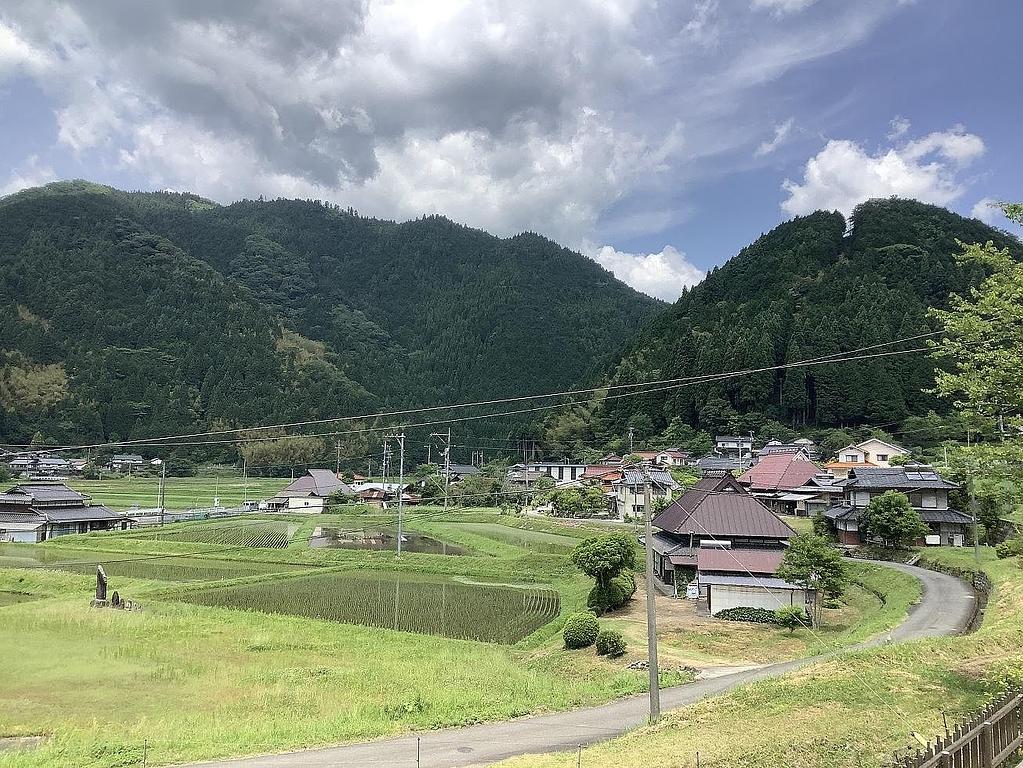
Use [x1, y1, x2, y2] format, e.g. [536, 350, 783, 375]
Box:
[183, 560, 975, 768]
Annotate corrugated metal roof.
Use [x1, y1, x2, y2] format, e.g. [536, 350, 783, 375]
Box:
[652, 475, 796, 540]
[698, 574, 804, 590]
[739, 453, 819, 491]
[698, 547, 784, 575]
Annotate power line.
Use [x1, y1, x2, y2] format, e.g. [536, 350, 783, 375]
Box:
[33, 332, 941, 454]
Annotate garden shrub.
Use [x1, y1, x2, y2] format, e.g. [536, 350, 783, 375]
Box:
[995, 536, 1023, 559]
[595, 628, 627, 658]
[714, 606, 778, 624]
[775, 605, 809, 632]
[586, 573, 637, 615]
[563, 611, 600, 649]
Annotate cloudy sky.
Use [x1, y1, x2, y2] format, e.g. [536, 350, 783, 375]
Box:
[1, 1, 1020, 300]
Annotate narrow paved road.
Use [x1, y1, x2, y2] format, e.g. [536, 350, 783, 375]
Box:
[185, 561, 974, 768]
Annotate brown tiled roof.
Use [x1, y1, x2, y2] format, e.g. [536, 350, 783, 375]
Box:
[697, 547, 784, 575]
[739, 453, 819, 491]
[652, 475, 795, 539]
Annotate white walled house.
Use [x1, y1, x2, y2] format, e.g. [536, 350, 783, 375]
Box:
[612, 467, 680, 520]
[835, 439, 907, 467]
[262, 469, 355, 513]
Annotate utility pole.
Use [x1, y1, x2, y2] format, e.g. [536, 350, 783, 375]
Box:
[629, 426, 635, 455]
[335, 439, 342, 476]
[426, 443, 432, 465]
[158, 460, 167, 527]
[431, 429, 451, 509]
[385, 433, 406, 556]
[970, 485, 981, 565]
[242, 457, 248, 509]
[642, 465, 660, 723]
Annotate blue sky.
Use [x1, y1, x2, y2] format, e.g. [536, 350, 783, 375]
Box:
[1, 0, 1020, 300]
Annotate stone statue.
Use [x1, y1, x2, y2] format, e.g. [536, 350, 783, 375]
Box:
[96, 565, 108, 602]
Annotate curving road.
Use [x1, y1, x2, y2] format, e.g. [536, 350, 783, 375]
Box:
[183, 561, 974, 768]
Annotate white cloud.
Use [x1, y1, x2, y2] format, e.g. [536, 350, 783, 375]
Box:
[780, 127, 986, 217]
[887, 116, 911, 140]
[0, 0, 909, 256]
[588, 243, 705, 301]
[751, 0, 817, 15]
[0, 155, 57, 197]
[970, 197, 999, 224]
[754, 117, 794, 157]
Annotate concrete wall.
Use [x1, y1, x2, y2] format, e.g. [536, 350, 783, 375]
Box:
[709, 584, 808, 614]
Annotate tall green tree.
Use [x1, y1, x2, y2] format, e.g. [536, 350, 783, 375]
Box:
[861, 491, 929, 549]
[776, 533, 848, 599]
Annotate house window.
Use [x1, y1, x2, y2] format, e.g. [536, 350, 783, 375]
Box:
[876, 454, 889, 463]
[844, 454, 859, 462]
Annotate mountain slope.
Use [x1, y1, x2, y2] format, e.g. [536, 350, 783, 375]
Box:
[0, 181, 659, 448]
[553, 198, 1022, 450]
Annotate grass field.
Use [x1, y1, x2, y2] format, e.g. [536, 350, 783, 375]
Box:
[494, 547, 1023, 768]
[52, 476, 290, 511]
[0, 512, 928, 767]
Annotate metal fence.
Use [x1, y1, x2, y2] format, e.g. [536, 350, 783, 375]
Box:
[895, 691, 1022, 768]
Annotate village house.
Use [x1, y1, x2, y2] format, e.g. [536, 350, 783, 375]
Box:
[714, 435, 754, 462]
[512, 460, 589, 485]
[107, 454, 146, 473]
[611, 466, 680, 520]
[738, 451, 821, 516]
[693, 454, 742, 473]
[443, 463, 482, 482]
[5, 453, 74, 478]
[0, 482, 130, 542]
[647, 474, 806, 613]
[578, 464, 624, 492]
[826, 438, 908, 478]
[823, 465, 973, 546]
[633, 449, 691, 467]
[755, 438, 818, 462]
[263, 469, 355, 513]
[786, 472, 845, 517]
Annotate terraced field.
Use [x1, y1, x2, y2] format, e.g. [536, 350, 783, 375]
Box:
[176, 569, 562, 643]
[0, 543, 310, 582]
[439, 521, 587, 553]
[127, 518, 298, 548]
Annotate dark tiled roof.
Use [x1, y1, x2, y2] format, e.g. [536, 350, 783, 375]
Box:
[0, 510, 45, 524]
[6, 483, 88, 503]
[695, 455, 741, 471]
[697, 547, 784, 575]
[446, 464, 482, 476]
[824, 504, 972, 525]
[41, 505, 124, 522]
[652, 475, 795, 540]
[282, 470, 353, 497]
[844, 467, 957, 490]
[620, 468, 678, 489]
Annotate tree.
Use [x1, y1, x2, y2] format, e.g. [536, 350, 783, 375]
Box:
[929, 203, 1023, 541]
[570, 533, 637, 588]
[860, 491, 929, 549]
[776, 532, 847, 599]
[775, 605, 808, 633]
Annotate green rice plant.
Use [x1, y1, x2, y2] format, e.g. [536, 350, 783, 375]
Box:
[175, 570, 561, 644]
[127, 519, 296, 549]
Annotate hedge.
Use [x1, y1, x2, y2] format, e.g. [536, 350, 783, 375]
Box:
[714, 606, 779, 624]
[595, 628, 627, 657]
[563, 611, 600, 649]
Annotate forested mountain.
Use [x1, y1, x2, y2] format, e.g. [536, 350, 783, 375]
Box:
[546, 199, 1022, 454]
[0, 181, 659, 451]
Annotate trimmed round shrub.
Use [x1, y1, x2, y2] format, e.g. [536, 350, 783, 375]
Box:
[595, 628, 627, 658]
[995, 536, 1023, 559]
[563, 611, 600, 649]
[587, 573, 637, 615]
[775, 605, 809, 632]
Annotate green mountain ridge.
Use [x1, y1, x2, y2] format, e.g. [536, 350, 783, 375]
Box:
[545, 198, 1022, 454]
[0, 181, 660, 452]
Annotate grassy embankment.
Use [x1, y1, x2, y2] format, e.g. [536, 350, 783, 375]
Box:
[0, 512, 924, 768]
[494, 547, 1023, 768]
[55, 476, 290, 511]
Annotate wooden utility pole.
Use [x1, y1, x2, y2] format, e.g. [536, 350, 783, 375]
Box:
[642, 466, 660, 722]
[384, 432, 406, 556]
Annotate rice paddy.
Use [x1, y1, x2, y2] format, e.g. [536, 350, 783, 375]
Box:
[175, 569, 562, 643]
[126, 518, 298, 548]
[0, 543, 310, 582]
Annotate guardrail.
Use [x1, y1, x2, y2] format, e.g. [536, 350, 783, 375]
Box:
[895, 691, 1022, 768]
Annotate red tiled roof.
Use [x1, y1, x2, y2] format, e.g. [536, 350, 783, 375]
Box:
[697, 547, 784, 575]
[739, 453, 819, 491]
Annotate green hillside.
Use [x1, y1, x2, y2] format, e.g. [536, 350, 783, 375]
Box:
[0, 181, 659, 452]
[548, 198, 1022, 452]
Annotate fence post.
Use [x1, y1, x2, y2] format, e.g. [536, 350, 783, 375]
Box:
[937, 749, 951, 768]
[980, 721, 994, 767]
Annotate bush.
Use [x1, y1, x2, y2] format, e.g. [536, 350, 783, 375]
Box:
[587, 573, 636, 615]
[714, 606, 779, 624]
[563, 611, 600, 649]
[995, 536, 1023, 559]
[775, 605, 809, 632]
[595, 628, 627, 658]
